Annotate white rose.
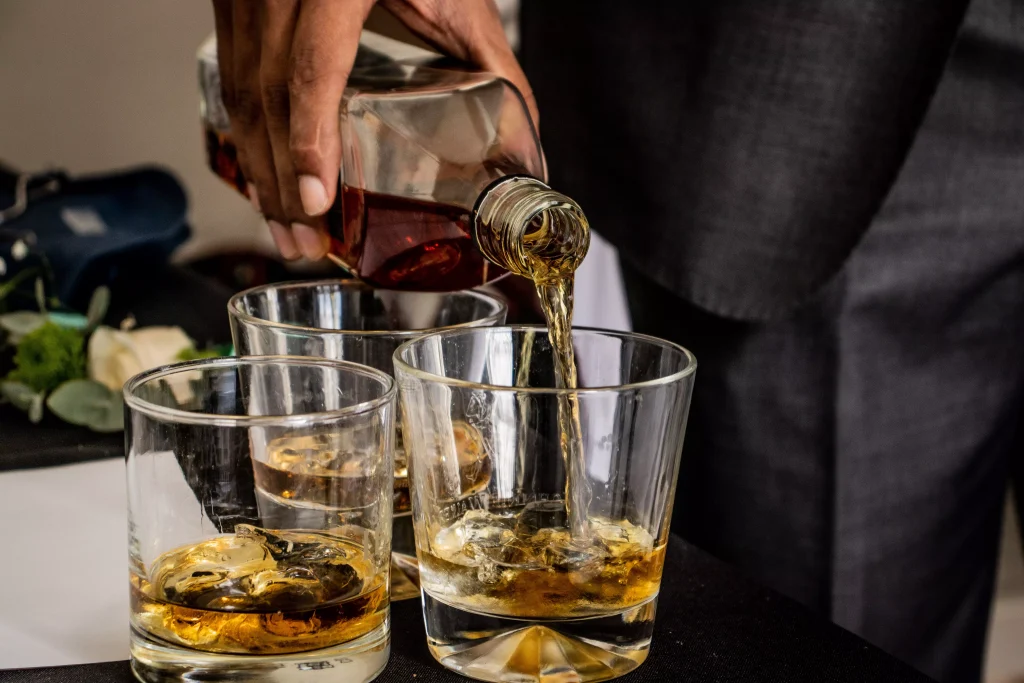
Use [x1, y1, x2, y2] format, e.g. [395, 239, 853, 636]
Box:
[88, 325, 194, 392]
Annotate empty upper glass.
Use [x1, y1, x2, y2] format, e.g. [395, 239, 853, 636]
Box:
[228, 280, 507, 597]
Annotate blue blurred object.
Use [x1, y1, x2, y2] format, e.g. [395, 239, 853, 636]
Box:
[0, 165, 191, 310]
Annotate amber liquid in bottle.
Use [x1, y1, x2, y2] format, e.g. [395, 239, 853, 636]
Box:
[204, 124, 503, 291]
[204, 127, 246, 194]
[327, 185, 504, 291]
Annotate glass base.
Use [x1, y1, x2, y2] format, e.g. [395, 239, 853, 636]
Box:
[422, 591, 654, 683]
[130, 619, 389, 683]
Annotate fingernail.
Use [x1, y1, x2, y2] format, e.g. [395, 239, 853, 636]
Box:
[298, 175, 329, 216]
[292, 222, 330, 260]
[267, 220, 299, 260]
[248, 183, 261, 213]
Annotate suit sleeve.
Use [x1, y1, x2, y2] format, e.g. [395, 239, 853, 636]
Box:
[519, 1, 971, 320]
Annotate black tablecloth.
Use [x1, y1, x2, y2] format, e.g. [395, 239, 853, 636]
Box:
[0, 267, 935, 682]
[0, 404, 122, 470]
[0, 534, 932, 682]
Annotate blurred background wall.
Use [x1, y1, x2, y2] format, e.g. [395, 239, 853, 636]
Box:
[0, 1, 268, 262]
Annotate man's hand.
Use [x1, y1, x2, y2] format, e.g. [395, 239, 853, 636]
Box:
[212, 0, 537, 261]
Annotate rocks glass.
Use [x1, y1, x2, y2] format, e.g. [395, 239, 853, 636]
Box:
[395, 327, 695, 682]
[125, 356, 395, 683]
[228, 280, 506, 599]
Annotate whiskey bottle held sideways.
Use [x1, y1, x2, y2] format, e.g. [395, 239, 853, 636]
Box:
[198, 32, 589, 291]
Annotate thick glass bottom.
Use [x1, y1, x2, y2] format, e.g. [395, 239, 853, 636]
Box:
[421, 591, 655, 683]
[130, 619, 389, 683]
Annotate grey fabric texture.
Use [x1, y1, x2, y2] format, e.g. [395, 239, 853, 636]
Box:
[605, 1, 1024, 680]
[520, 0, 970, 321]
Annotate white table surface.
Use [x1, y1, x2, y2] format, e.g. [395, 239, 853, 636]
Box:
[0, 459, 129, 668]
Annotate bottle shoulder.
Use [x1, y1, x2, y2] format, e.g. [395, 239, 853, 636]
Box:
[347, 62, 504, 99]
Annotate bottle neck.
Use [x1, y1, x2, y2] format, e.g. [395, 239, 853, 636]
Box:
[473, 176, 591, 283]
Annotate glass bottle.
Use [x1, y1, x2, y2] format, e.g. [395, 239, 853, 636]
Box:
[198, 32, 589, 291]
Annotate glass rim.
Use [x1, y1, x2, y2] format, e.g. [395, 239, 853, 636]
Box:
[123, 355, 396, 427]
[393, 325, 697, 394]
[227, 278, 508, 338]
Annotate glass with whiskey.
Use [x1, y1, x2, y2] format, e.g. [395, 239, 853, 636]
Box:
[124, 356, 395, 682]
[395, 327, 696, 682]
[229, 280, 506, 600]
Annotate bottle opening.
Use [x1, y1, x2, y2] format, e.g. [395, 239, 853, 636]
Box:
[520, 203, 590, 283]
[474, 176, 591, 281]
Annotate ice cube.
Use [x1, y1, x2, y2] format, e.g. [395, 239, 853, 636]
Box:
[589, 518, 655, 557]
[155, 525, 364, 612]
[245, 561, 360, 610]
[254, 527, 364, 603]
[513, 500, 568, 538]
[156, 527, 273, 609]
[476, 561, 504, 585]
[453, 422, 491, 496]
[522, 527, 603, 580]
[432, 508, 516, 567]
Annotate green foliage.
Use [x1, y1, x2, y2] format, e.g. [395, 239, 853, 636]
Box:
[0, 267, 41, 307]
[0, 311, 91, 345]
[176, 343, 233, 362]
[0, 380, 45, 422]
[6, 322, 87, 393]
[34, 277, 46, 312]
[85, 286, 110, 332]
[46, 379, 124, 432]
[0, 311, 46, 344]
[176, 347, 221, 362]
[0, 276, 123, 431]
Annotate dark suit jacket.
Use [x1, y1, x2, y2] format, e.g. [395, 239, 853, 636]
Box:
[518, 1, 971, 321]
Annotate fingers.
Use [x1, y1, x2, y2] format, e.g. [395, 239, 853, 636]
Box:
[230, 0, 299, 259]
[273, 0, 373, 259]
[227, 1, 260, 191]
[461, 2, 540, 130]
[234, 0, 371, 261]
[222, 0, 534, 262]
[382, 0, 539, 129]
[289, 0, 372, 216]
[261, 0, 323, 258]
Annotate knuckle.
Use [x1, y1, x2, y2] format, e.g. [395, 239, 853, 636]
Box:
[260, 81, 291, 123]
[232, 87, 264, 128]
[288, 139, 323, 170]
[288, 47, 340, 94]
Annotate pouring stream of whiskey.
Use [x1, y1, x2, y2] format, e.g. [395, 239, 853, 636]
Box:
[536, 276, 591, 541]
[512, 199, 592, 543]
[308, 177, 594, 542]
